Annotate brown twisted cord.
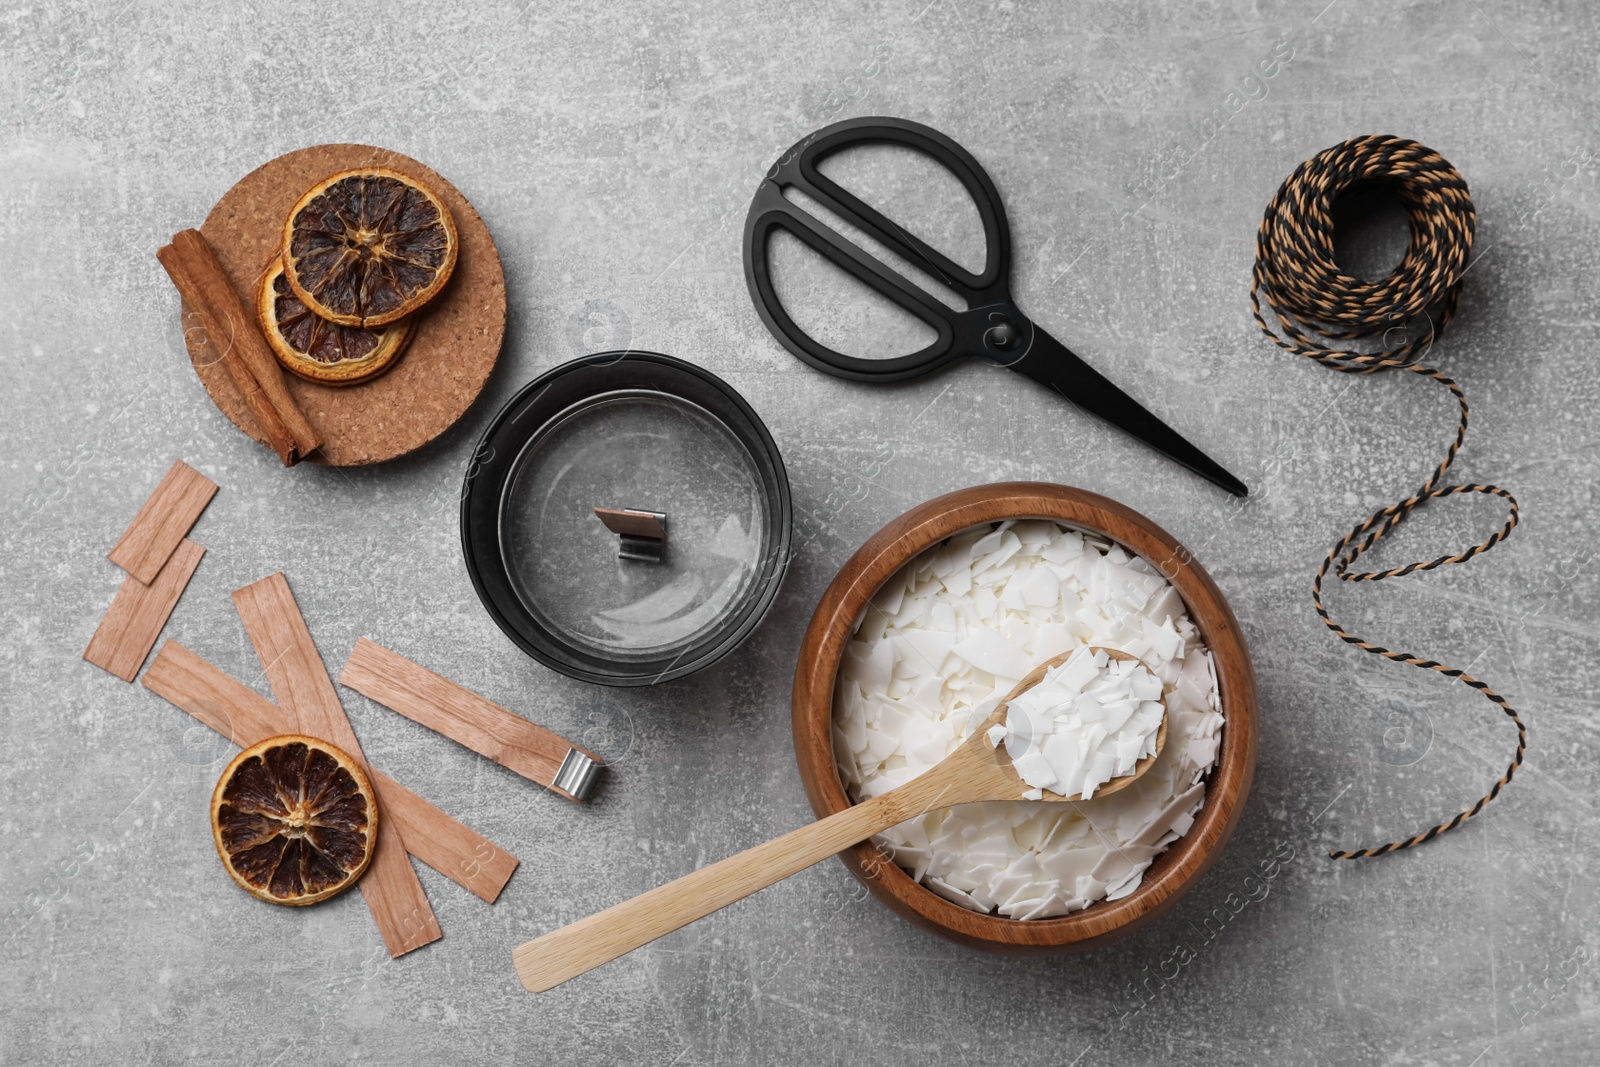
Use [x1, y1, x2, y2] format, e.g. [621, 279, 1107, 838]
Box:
[1249, 134, 1525, 859]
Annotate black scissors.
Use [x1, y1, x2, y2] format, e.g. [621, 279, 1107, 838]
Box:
[742, 116, 1247, 497]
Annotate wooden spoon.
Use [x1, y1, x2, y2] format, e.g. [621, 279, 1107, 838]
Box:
[512, 647, 1166, 993]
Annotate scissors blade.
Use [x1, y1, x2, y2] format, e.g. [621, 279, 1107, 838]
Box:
[1004, 326, 1248, 497]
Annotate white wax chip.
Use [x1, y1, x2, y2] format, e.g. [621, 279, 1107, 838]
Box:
[941, 567, 973, 597]
[1090, 845, 1159, 885]
[1012, 750, 1057, 790]
[831, 724, 853, 760]
[891, 594, 929, 631]
[1177, 653, 1211, 710]
[904, 675, 945, 716]
[1115, 729, 1143, 765]
[1187, 736, 1219, 768]
[1054, 646, 1102, 692]
[840, 708, 867, 754]
[1012, 520, 1055, 546]
[880, 574, 911, 617]
[863, 727, 898, 763]
[1041, 531, 1084, 563]
[1105, 870, 1144, 901]
[1057, 762, 1087, 800]
[1042, 732, 1082, 775]
[894, 845, 933, 882]
[1080, 722, 1110, 758]
[1076, 552, 1105, 600]
[1018, 569, 1060, 608]
[855, 605, 890, 645]
[1088, 750, 1115, 790]
[952, 629, 1032, 679]
[1144, 585, 1183, 628]
[972, 526, 1007, 554]
[1123, 569, 1165, 610]
[874, 701, 910, 740]
[1038, 845, 1100, 886]
[1012, 896, 1062, 921]
[1144, 615, 1184, 663]
[1031, 624, 1076, 666]
[1129, 669, 1163, 702]
[844, 638, 894, 693]
[988, 528, 1023, 564]
[1098, 698, 1136, 735]
[999, 884, 1053, 914]
[895, 630, 955, 678]
[999, 582, 1030, 612]
[999, 616, 1038, 652]
[1119, 635, 1154, 661]
[1133, 782, 1205, 847]
[918, 738, 958, 769]
[925, 877, 984, 911]
[1075, 875, 1108, 902]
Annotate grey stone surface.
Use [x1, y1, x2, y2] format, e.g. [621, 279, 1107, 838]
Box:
[3, 0, 1598, 1063]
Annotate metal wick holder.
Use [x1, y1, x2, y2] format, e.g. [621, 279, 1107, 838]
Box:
[553, 748, 604, 800]
[594, 507, 668, 563]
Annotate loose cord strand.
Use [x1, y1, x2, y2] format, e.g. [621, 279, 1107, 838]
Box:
[1250, 135, 1525, 859]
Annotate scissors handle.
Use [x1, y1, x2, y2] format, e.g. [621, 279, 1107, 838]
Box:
[1003, 322, 1249, 497]
[744, 117, 1014, 382]
[745, 181, 960, 382]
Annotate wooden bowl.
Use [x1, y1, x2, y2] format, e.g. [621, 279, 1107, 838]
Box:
[792, 482, 1258, 954]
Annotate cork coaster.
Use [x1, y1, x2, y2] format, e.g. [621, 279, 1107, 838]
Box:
[185, 145, 506, 466]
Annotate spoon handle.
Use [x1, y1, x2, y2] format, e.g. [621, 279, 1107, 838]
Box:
[512, 773, 957, 992]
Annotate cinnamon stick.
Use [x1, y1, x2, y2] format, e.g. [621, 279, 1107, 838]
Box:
[156, 229, 320, 465]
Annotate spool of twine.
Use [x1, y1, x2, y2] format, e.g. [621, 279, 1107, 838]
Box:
[1251, 135, 1524, 859]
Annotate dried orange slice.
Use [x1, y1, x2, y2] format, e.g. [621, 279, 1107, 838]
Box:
[256, 257, 413, 386]
[210, 734, 378, 907]
[282, 167, 458, 328]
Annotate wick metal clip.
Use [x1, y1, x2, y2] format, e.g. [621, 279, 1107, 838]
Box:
[593, 507, 668, 563]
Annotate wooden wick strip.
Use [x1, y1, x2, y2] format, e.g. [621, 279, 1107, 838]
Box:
[84, 538, 205, 682]
[231, 573, 440, 957]
[156, 229, 321, 466]
[107, 459, 218, 584]
[142, 641, 519, 904]
[339, 638, 604, 802]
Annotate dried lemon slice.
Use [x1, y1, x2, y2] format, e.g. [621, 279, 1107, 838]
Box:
[210, 734, 378, 907]
[256, 257, 413, 386]
[282, 167, 458, 328]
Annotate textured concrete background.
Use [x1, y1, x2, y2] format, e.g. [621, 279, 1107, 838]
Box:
[4, 0, 1598, 1063]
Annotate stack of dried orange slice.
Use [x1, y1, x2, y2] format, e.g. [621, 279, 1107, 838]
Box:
[256, 168, 459, 386]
